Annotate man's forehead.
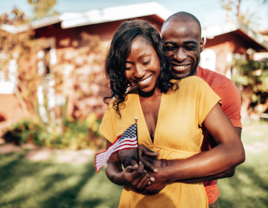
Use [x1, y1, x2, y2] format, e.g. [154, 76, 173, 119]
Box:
[162, 20, 201, 39]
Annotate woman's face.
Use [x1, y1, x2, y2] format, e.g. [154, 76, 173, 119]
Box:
[125, 37, 161, 93]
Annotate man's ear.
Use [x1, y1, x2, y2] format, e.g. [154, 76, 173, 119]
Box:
[200, 37, 205, 53]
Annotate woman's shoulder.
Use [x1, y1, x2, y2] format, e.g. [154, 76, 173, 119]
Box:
[179, 76, 210, 89]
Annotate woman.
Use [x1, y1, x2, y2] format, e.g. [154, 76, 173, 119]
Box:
[100, 20, 245, 208]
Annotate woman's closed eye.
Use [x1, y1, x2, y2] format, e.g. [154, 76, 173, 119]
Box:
[142, 59, 151, 65]
[125, 63, 133, 70]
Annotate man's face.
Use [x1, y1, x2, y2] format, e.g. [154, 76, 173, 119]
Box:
[161, 21, 204, 79]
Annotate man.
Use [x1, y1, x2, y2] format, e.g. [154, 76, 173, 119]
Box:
[160, 11, 242, 208]
[116, 12, 242, 208]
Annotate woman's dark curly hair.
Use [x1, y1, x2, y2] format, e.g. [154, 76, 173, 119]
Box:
[104, 20, 176, 117]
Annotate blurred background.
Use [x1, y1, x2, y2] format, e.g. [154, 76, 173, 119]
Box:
[0, 0, 267, 207]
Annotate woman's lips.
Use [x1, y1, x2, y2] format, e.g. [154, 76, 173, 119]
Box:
[137, 74, 153, 86]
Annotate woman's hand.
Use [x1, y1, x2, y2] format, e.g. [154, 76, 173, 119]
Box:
[118, 162, 152, 192]
[118, 145, 159, 173]
[106, 140, 153, 193]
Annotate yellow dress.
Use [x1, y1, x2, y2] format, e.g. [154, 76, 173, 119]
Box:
[99, 76, 220, 208]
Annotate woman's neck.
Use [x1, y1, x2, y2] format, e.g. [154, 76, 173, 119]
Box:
[138, 85, 161, 99]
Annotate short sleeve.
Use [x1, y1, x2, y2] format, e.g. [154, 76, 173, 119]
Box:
[197, 80, 221, 126]
[215, 81, 242, 128]
[99, 102, 117, 143]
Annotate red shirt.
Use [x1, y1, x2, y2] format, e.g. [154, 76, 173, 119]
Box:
[196, 66, 242, 204]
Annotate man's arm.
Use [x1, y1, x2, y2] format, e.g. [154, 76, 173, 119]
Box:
[118, 126, 241, 184]
[179, 127, 241, 183]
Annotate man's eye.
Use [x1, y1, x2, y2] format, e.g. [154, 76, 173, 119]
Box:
[186, 46, 196, 51]
[165, 46, 176, 51]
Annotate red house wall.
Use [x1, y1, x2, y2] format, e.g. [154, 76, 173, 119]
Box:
[205, 32, 248, 75]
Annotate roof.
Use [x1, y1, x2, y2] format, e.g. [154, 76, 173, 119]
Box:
[202, 21, 268, 51]
[1, 2, 172, 33]
[60, 2, 172, 29]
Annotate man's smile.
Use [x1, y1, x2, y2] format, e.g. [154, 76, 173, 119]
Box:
[172, 64, 191, 72]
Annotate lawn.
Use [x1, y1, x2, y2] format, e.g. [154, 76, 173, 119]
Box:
[0, 121, 268, 208]
[0, 150, 122, 208]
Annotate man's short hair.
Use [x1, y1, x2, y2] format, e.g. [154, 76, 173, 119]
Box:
[162, 12, 201, 34]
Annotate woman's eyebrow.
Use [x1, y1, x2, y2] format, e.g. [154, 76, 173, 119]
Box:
[138, 53, 150, 61]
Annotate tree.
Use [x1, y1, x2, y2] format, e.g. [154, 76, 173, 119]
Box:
[28, 0, 59, 20]
[221, 0, 261, 30]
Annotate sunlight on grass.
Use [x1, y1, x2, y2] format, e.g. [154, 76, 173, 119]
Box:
[218, 121, 268, 208]
[0, 121, 267, 208]
[0, 150, 122, 208]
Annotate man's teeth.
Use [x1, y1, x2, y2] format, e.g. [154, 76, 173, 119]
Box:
[139, 75, 152, 85]
[174, 65, 188, 70]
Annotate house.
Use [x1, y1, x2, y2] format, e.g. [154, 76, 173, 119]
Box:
[201, 21, 268, 77]
[1, 1, 268, 123]
[0, 2, 172, 122]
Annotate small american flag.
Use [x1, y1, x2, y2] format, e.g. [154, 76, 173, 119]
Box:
[95, 123, 138, 173]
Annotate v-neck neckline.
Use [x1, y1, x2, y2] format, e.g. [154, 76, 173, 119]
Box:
[136, 91, 163, 144]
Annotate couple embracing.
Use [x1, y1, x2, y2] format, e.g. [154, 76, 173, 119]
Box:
[100, 11, 245, 208]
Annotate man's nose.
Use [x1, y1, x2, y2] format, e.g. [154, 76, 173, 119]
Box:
[174, 48, 187, 62]
[134, 65, 145, 79]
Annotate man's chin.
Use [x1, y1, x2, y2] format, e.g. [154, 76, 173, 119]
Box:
[171, 71, 191, 79]
[171, 68, 197, 79]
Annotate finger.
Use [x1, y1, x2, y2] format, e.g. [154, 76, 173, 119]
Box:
[137, 162, 145, 174]
[136, 173, 150, 190]
[132, 164, 139, 171]
[140, 177, 151, 190]
[124, 164, 138, 173]
[131, 170, 147, 187]
[130, 159, 139, 166]
[148, 174, 155, 182]
[140, 157, 158, 173]
[143, 151, 159, 157]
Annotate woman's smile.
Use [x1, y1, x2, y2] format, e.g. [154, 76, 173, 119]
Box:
[137, 74, 153, 85]
[125, 37, 161, 94]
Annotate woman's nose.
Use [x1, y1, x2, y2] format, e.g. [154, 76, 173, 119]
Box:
[134, 65, 145, 79]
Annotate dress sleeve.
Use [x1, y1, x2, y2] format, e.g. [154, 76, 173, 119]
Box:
[99, 102, 117, 143]
[197, 80, 221, 126]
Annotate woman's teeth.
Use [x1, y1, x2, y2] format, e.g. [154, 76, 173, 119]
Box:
[139, 75, 152, 85]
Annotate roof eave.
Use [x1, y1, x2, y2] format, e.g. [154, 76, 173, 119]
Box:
[203, 21, 268, 51]
[60, 2, 172, 29]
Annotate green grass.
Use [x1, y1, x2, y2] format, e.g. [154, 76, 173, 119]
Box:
[0, 150, 122, 208]
[218, 121, 268, 208]
[0, 121, 268, 208]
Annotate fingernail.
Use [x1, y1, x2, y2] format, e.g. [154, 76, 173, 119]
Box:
[148, 181, 151, 185]
[150, 177, 155, 182]
[153, 169, 158, 173]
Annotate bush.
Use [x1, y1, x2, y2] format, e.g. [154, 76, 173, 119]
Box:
[2, 113, 104, 150]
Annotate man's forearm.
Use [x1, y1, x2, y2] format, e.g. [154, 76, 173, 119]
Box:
[144, 155, 235, 183]
[178, 167, 235, 183]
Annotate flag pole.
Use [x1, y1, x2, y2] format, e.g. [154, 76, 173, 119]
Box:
[135, 117, 139, 164]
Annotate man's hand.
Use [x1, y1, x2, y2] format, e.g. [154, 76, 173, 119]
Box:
[140, 167, 168, 195]
[120, 162, 152, 192]
[118, 145, 159, 173]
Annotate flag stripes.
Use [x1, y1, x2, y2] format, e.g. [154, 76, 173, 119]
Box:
[95, 123, 138, 173]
